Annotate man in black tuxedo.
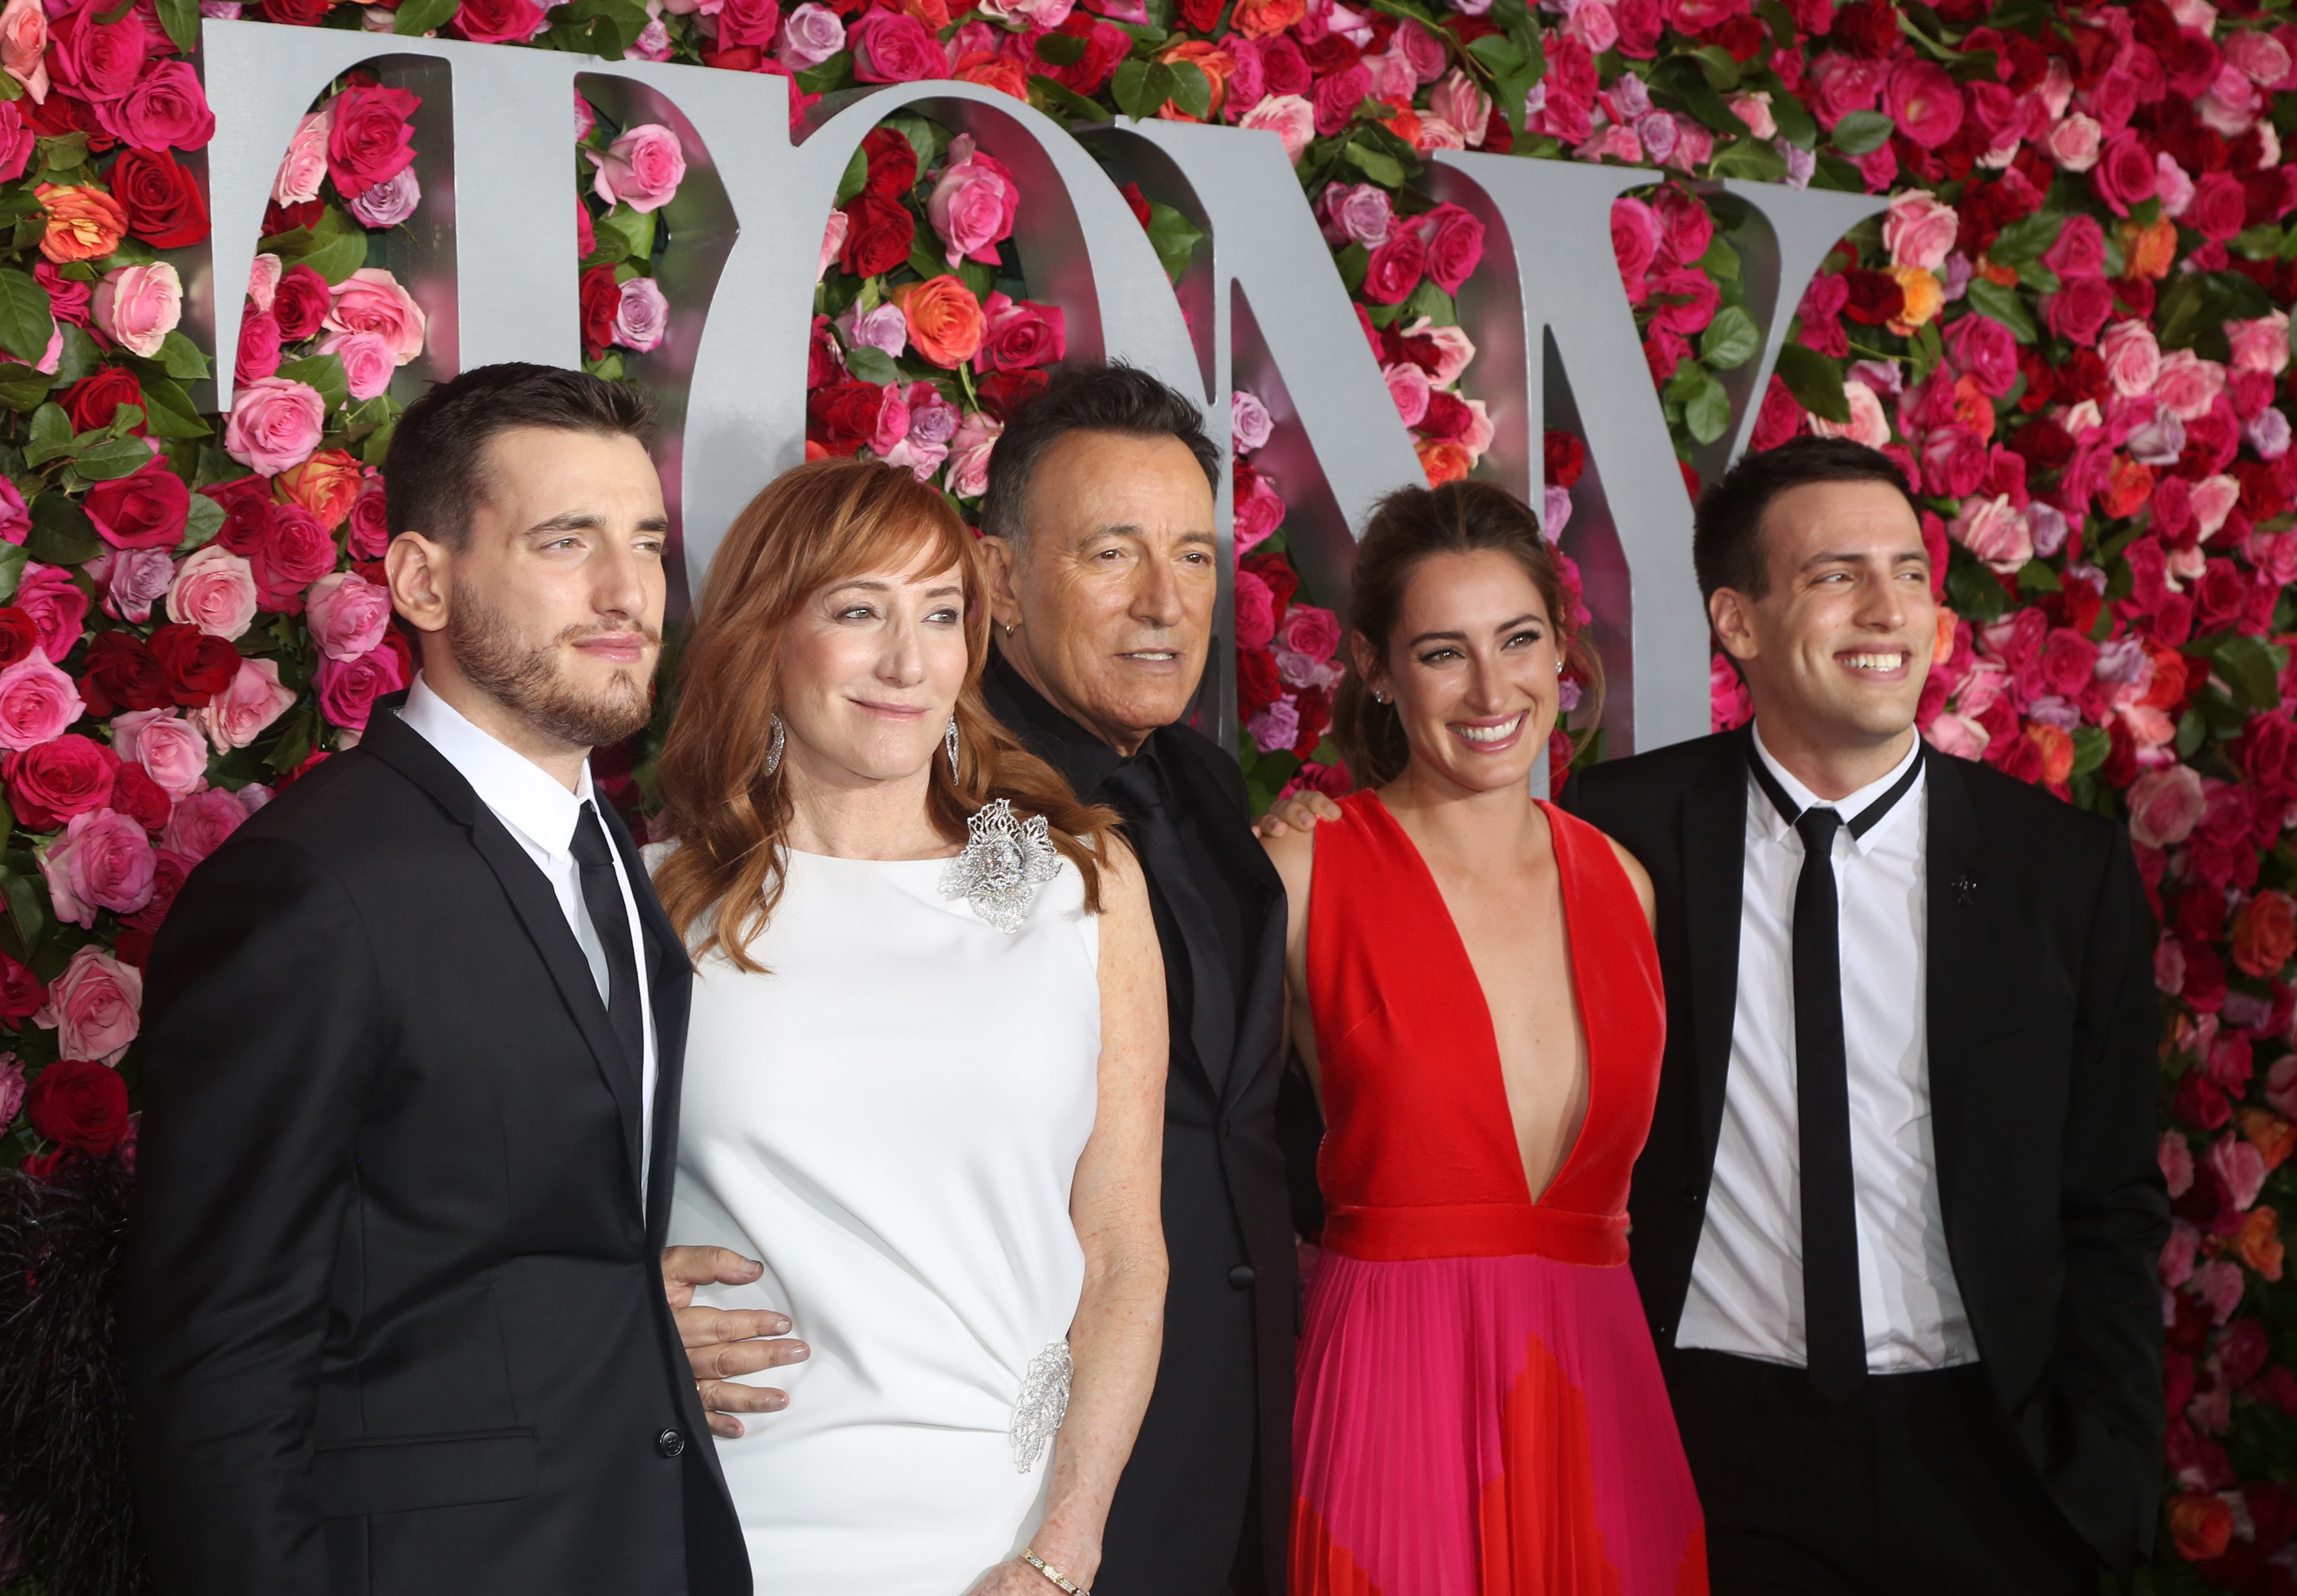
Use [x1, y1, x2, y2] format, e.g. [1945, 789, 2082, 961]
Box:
[978, 364, 1293, 1594]
[1560, 437, 2166, 1592]
[120, 365, 798, 1596]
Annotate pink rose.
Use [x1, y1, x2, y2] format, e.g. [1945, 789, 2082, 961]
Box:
[613, 276, 669, 354]
[1809, 377, 1891, 450]
[165, 544, 258, 641]
[1233, 474, 1285, 554]
[1232, 389, 1273, 453]
[316, 645, 407, 732]
[92, 262, 181, 360]
[2227, 28, 2292, 86]
[2041, 214, 2106, 280]
[0, 1055, 21, 1129]
[2099, 319, 2161, 399]
[2090, 130, 2157, 218]
[714, 0, 781, 48]
[587, 122, 687, 215]
[0, 0, 47, 103]
[43, 807, 155, 926]
[345, 481, 387, 560]
[15, 566, 84, 661]
[1419, 203, 1485, 295]
[944, 410, 1001, 499]
[1886, 60, 1964, 149]
[1362, 230, 1426, 305]
[101, 547, 175, 624]
[1428, 71, 1490, 146]
[849, 9, 948, 81]
[1233, 568, 1276, 651]
[1239, 93, 1314, 162]
[1948, 493, 2031, 573]
[2042, 112, 2102, 171]
[2229, 311, 2291, 377]
[1611, 195, 1658, 297]
[348, 165, 421, 230]
[777, 1, 845, 68]
[111, 708, 207, 798]
[224, 377, 326, 476]
[1279, 603, 1340, 662]
[236, 310, 282, 386]
[2191, 474, 2241, 540]
[0, 477, 25, 546]
[2042, 277, 2112, 348]
[1883, 191, 1958, 272]
[247, 253, 282, 314]
[315, 330, 397, 402]
[1319, 181, 1393, 248]
[1410, 319, 1474, 387]
[2156, 350, 2227, 422]
[975, 292, 1064, 373]
[323, 269, 426, 366]
[928, 136, 1019, 269]
[817, 211, 849, 285]
[2129, 764, 2207, 847]
[106, 60, 214, 152]
[35, 945, 140, 1065]
[191, 658, 294, 751]
[1384, 361, 1430, 427]
[0, 651, 81, 750]
[306, 571, 390, 663]
[273, 108, 331, 207]
[1942, 314, 2017, 398]
[160, 785, 247, 863]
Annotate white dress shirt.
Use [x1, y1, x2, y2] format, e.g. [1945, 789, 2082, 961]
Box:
[1675, 721, 1977, 1373]
[399, 674, 658, 1207]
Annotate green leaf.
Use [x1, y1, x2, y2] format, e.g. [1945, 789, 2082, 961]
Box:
[25, 401, 70, 466]
[1652, 57, 1745, 137]
[593, 202, 656, 266]
[275, 353, 350, 414]
[2070, 724, 2110, 778]
[135, 373, 208, 439]
[393, 0, 459, 31]
[834, 144, 869, 207]
[1341, 138, 1407, 188]
[2014, 556, 2060, 592]
[841, 344, 900, 385]
[294, 228, 368, 286]
[1682, 370, 1732, 446]
[0, 866, 47, 958]
[1167, 59, 1212, 120]
[1766, 86, 1818, 151]
[1033, 28, 1088, 64]
[0, 269, 53, 367]
[1143, 200, 1204, 282]
[1700, 305, 1761, 370]
[1110, 57, 1153, 119]
[1774, 342, 1850, 424]
[1988, 211, 2062, 266]
[48, 323, 100, 389]
[2194, 632, 2286, 711]
[25, 491, 99, 566]
[1964, 276, 2037, 343]
[1829, 109, 1893, 155]
[179, 490, 225, 553]
[155, 331, 210, 382]
[1029, 73, 1109, 124]
[1466, 32, 1525, 72]
[793, 51, 852, 94]
[72, 435, 155, 481]
[544, 0, 650, 57]
[1688, 44, 1743, 90]
[1710, 138, 1789, 182]
[0, 540, 26, 604]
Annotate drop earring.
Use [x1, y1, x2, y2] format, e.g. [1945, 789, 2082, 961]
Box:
[945, 716, 961, 781]
[764, 713, 785, 778]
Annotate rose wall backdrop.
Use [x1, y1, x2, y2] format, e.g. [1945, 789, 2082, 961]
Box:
[0, 0, 2288, 1584]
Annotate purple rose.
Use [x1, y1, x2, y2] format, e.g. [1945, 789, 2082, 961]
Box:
[613, 276, 669, 353]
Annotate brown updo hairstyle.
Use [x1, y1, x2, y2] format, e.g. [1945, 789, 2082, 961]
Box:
[653, 457, 1119, 971]
[1329, 478, 1606, 791]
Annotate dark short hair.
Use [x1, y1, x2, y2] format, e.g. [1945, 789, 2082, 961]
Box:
[979, 362, 1220, 547]
[385, 363, 660, 550]
[1692, 436, 1915, 602]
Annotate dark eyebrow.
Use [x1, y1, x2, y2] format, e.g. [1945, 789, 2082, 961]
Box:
[1800, 548, 1929, 572]
[528, 512, 669, 535]
[1405, 614, 1545, 649]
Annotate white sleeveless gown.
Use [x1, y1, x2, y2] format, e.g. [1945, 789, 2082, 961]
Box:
[662, 844, 1102, 1596]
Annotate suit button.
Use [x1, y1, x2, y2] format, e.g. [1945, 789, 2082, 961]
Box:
[1686, 1190, 1704, 1209]
[1228, 1265, 1256, 1289]
[655, 1428, 685, 1458]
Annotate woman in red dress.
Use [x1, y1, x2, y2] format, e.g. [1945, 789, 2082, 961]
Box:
[1261, 481, 1706, 1596]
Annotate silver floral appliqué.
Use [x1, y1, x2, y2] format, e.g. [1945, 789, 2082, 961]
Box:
[938, 798, 1060, 934]
[1011, 1339, 1072, 1474]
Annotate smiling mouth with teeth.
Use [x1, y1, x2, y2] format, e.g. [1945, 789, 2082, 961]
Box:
[1453, 713, 1525, 744]
[1839, 651, 1908, 672]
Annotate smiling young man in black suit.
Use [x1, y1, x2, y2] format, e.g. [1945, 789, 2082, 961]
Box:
[120, 365, 800, 1596]
[1558, 437, 2166, 1593]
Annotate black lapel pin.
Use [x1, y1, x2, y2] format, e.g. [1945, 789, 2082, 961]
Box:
[1952, 874, 1978, 906]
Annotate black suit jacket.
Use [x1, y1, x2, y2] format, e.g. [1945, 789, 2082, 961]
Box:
[1560, 727, 2167, 1577]
[984, 658, 1294, 1594]
[119, 700, 748, 1596]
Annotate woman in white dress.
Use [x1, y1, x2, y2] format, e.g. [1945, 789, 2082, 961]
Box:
[649, 457, 1168, 1596]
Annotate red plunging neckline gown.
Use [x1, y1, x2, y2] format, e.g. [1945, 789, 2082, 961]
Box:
[1291, 792, 1707, 1596]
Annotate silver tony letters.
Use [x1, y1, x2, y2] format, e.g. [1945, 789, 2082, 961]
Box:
[197, 18, 1875, 756]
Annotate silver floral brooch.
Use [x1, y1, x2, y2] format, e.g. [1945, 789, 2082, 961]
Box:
[938, 798, 1060, 934]
[1011, 1340, 1073, 1473]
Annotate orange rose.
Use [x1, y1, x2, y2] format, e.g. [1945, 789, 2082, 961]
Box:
[1949, 373, 1995, 441]
[1230, 0, 1304, 36]
[1155, 41, 1233, 122]
[2121, 216, 2178, 281]
[1884, 266, 1942, 335]
[952, 51, 1029, 100]
[1932, 605, 1959, 671]
[2239, 1108, 2297, 1172]
[1975, 258, 2019, 288]
[889, 275, 985, 369]
[276, 449, 366, 530]
[1416, 438, 1470, 486]
[38, 183, 126, 265]
[896, 0, 949, 28]
[2024, 723, 2074, 785]
[2168, 1493, 2234, 1562]
[2103, 457, 2154, 520]
[2239, 1204, 2285, 1281]
[2233, 889, 2297, 979]
[1377, 100, 1425, 149]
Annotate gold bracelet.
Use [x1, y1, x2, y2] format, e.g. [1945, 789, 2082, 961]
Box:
[1021, 1547, 1089, 1595]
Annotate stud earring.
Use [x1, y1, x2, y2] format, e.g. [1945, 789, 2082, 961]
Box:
[764, 713, 785, 778]
[944, 716, 961, 781]
[1001, 620, 1018, 638]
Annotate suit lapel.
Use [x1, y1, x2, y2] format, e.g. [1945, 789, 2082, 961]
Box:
[1923, 751, 1985, 1235]
[1681, 726, 1752, 1164]
[598, 801, 694, 1244]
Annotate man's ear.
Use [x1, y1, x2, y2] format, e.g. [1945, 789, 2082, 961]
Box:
[979, 534, 1023, 632]
[1709, 587, 1760, 665]
[386, 533, 452, 640]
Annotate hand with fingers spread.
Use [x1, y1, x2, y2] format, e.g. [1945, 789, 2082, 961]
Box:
[1253, 788, 1344, 840]
[662, 1244, 810, 1438]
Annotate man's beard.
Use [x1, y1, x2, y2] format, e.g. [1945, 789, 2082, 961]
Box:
[447, 581, 658, 749]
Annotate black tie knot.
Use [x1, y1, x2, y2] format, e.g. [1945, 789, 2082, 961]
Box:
[571, 801, 613, 867]
[1794, 806, 1843, 855]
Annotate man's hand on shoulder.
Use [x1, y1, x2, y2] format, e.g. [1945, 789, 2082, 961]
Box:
[1254, 790, 1343, 840]
[662, 1245, 810, 1438]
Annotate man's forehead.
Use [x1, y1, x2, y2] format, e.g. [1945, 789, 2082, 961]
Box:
[1763, 481, 1923, 558]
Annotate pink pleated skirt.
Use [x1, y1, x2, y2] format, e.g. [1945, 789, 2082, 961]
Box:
[1292, 1247, 1707, 1596]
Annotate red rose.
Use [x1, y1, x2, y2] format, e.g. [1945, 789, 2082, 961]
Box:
[83, 455, 189, 551]
[113, 148, 209, 250]
[345, 482, 389, 560]
[1361, 231, 1426, 305]
[147, 623, 240, 706]
[237, 309, 283, 386]
[26, 1059, 129, 1154]
[0, 608, 34, 670]
[1258, 33, 1311, 96]
[260, 0, 337, 24]
[579, 263, 619, 361]
[2041, 277, 2113, 347]
[2089, 132, 2156, 219]
[270, 264, 332, 342]
[59, 367, 142, 435]
[1419, 390, 1473, 440]
[325, 83, 420, 200]
[2189, 172, 2248, 243]
[253, 502, 338, 610]
[207, 480, 276, 557]
[4, 733, 115, 831]
[808, 380, 886, 454]
[808, 315, 842, 388]
[1544, 429, 1587, 489]
[316, 644, 406, 730]
[975, 369, 1049, 419]
[1237, 647, 1281, 715]
[449, 0, 545, 42]
[0, 947, 42, 1021]
[123, 846, 190, 932]
[1035, 15, 1129, 96]
[1831, 0, 1899, 55]
[1242, 550, 1299, 615]
[975, 295, 1064, 374]
[109, 760, 171, 835]
[79, 631, 170, 717]
[1419, 204, 1485, 295]
[861, 126, 918, 199]
[1841, 269, 1906, 326]
[838, 194, 916, 278]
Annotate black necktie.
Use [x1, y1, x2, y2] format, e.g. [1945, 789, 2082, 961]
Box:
[1100, 749, 1237, 1095]
[1749, 746, 1923, 1405]
[570, 800, 643, 1082]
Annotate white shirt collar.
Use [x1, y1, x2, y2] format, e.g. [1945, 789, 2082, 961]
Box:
[1748, 719, 1924, 857]
[398, 674, 596, 860]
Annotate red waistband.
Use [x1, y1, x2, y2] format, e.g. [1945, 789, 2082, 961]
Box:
[1322, 1202, 1629, 1268]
